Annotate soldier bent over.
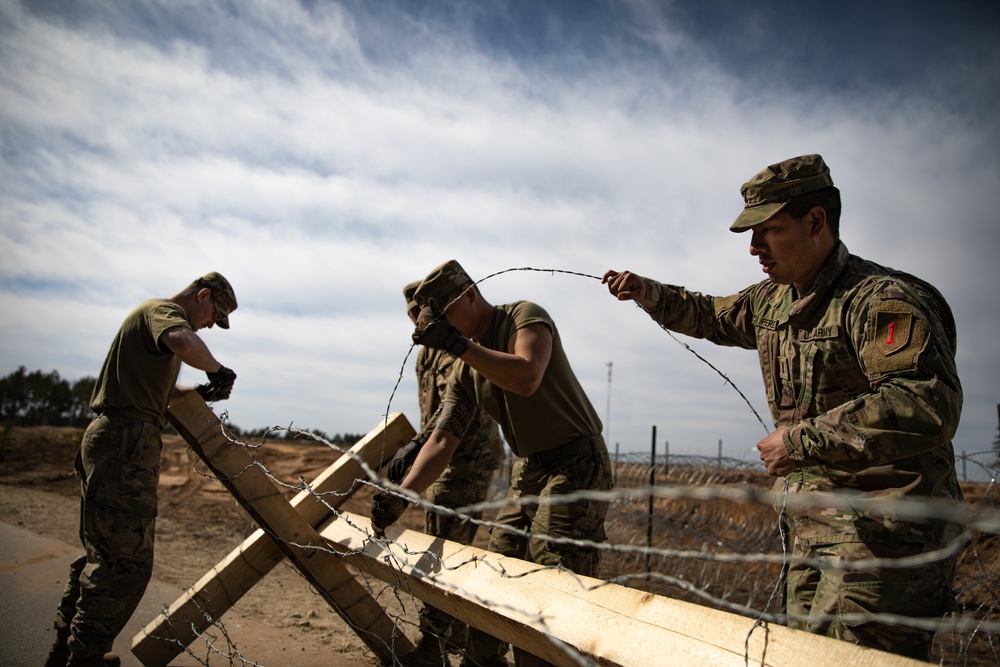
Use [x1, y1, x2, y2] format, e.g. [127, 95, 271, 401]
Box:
[44, 273, 238, 667]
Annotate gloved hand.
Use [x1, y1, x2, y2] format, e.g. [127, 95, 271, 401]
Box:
[387, 440, 422, 484]
[195, 365, 237, 402]
[412, 298, 468, 357]
[370, 492, 409, 538]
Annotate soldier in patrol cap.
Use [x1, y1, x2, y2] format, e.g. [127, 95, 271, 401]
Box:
[373, 260, 612, 667]
[602, 155, 963, 660]
[44, 272, 239, 667]
[388, 278, 504, 666]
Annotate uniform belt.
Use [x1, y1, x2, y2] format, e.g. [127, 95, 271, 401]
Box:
[526, 434, 594, 466]
[97, 407, 153, 423]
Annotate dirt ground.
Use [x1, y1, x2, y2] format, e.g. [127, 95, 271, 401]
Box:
[2, 426, 998, 666]
[0, 426, 447, 667]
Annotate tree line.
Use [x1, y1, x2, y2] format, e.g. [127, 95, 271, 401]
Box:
[0, 367, 363, 445]
[0, 366, 94, 427]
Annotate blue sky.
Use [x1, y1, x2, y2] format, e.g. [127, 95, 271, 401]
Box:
[2, 0, 998, 466]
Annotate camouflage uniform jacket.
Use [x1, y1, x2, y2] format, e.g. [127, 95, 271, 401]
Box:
[638, 242, 964, 545]
[416, 345, 503, 484]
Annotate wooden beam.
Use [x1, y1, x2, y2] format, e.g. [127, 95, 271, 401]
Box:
[320, 511, 932, 667]
[131, 392, 415, 667]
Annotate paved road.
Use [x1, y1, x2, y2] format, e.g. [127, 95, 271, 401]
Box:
[0, 520, 186, 666]
[0, 521, 372, 667]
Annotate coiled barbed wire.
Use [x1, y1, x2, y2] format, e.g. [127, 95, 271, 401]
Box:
[177, 264, 999, 666]
[175, 411, 999, 666]
[375, 264, 785, 662]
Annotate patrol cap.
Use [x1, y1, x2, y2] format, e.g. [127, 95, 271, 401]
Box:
[414, 260, 473, 308]
[730, 154, 834, 232]
[199, 272, 237, 329]
[402, 280, 420, 312]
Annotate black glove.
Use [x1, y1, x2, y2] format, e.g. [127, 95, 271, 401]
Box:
[370, 492, 409, 538]
[412, 299, 468, 357]
[387, 440, 422, 484]
[195, 365, 237, 402]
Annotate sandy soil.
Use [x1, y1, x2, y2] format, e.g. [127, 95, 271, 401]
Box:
[0, 426, 441, 667]
[3, 426, 998, 667]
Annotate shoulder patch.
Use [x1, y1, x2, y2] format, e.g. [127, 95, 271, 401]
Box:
[862, 300, 929, 375]
[873, 311, 912, 355]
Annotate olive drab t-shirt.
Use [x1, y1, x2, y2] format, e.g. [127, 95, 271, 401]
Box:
[90, 298, 190, 429]
[443, 301, 603, 457]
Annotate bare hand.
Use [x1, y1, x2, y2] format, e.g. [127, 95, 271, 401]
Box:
[757, 426, 796, 476]
[602, 270, 647, 301]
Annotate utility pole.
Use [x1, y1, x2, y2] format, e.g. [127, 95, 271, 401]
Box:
[605, 361, 613, 445]
[646, 424, 656, 573]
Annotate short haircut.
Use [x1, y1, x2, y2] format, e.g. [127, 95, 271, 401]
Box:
[783, 186, 842, 238]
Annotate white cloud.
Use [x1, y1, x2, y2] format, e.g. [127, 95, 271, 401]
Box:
[1, 0, 996, 461]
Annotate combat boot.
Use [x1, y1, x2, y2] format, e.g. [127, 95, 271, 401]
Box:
[444, 623, 468, 654]
[400, 634, 448, 666]
[458, 632, 508, 667]
[66, 652, 121, 667]
[42, 635, 70, 667]
[458, 655, 507, 667]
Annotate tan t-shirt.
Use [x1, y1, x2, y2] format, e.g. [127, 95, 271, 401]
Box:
[443, 301, 602, 457]
[90, 298, 190, 428]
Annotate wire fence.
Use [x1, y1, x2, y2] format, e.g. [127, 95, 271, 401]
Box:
[186, 257, 999, 665]
[364, 264, 1000, 663]
[589, 449, 1000, 667]
[601, 452, 781, 603]
[152, 416, 1000, 667]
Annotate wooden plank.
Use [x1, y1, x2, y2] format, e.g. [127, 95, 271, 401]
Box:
[131, 392, 415, 667]
[320, 511, 932, 667]
[132, 405, 414, 666]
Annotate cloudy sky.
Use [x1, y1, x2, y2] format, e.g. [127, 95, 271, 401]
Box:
[2, 0, 998, 467]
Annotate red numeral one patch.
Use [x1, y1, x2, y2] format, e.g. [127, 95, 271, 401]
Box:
[874, 312, 912, 355]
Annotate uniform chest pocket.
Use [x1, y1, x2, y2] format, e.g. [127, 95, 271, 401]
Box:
[757, 330, 781, 405]
[797, 325, 862, 414]
[796, 344, 819, 409]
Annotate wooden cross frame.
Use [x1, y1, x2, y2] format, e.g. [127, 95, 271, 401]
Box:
[131, 392, 416, 666]
[133, 392, 932, 667]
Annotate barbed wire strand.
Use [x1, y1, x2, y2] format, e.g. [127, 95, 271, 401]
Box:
[187, 411, 1000, 664]
[182, 264, 1000, 666]
[390, 264, 783, 661]
[189, 408, 997, 664]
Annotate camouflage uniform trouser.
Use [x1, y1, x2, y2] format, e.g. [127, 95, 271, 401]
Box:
[418, 473, 494, 647]
[463, 435, 612, 667]
[786, 538, 957, 661]
[52, 415, 161, 660]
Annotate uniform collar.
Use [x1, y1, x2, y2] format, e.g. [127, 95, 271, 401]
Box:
[788, 242, 850, 324]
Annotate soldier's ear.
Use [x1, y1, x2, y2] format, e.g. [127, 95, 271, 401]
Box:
[806, 206, 827, 237]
